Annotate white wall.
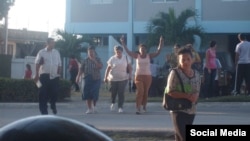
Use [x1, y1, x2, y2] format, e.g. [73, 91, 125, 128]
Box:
[11, 56, 36, 79]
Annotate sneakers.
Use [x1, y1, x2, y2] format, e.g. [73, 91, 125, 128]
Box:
[136, 109, 141, 115]
[118, 108, 123, 113]
[93, 106, 97, 113]
[85, 109, 93, 114]
[110, 103, 115, 111]
[142, 107, 146, 113]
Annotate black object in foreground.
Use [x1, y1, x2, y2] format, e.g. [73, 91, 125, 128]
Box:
[0, 115, 113, 141]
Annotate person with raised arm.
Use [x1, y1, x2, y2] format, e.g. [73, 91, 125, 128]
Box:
[120, 35, 164, 114]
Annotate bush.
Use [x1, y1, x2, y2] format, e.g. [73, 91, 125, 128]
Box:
[0, 78, 71, 102]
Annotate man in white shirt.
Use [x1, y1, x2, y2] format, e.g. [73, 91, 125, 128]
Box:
[34, 38, 62, 115]
[235, 33, 250, 95]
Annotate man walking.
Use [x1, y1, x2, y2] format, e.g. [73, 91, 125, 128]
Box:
[235, 33, 250, 95]
[34, 38, 62, 115]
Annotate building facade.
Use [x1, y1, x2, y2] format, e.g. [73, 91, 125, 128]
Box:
[65, 0, 250, 73]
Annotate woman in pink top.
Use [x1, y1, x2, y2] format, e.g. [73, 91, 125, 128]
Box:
[203, 40, 217, 98]
[121, 35, 164, 114]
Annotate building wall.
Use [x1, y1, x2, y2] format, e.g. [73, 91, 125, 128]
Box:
[66, 0, 250, 34]
[202, 0, 250, 21]
[64, 0, 249, 77]
[71, 0, 128, 22]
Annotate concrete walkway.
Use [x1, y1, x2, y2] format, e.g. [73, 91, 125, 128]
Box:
[1, 93, 250, 139]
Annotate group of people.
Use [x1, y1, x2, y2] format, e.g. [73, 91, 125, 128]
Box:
[32, 33, 249, 141]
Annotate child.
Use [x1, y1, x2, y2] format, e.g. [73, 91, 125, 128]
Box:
[24, 64, 32, 79]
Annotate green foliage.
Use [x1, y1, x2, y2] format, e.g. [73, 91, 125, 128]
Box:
[55, 30, 94, 60]
[147, 8, 205, 48]
[0, 0, 15, 20]
[0, 54, 11, 77]
[0, 78, 71, 102]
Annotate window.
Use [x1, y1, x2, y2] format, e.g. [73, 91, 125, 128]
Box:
[90, 0, 113, 5]
[152, 0, 178, 3]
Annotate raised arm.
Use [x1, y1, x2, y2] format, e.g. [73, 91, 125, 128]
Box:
[149, 36, 164, 58]
[120, 36, 138, 59]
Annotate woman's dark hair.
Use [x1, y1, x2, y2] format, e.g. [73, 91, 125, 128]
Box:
[138, 44, 147, 49]
[26, 64, 31, 70]
[177, 47, 193, 58]
[238, 33, 246, 40]
[47, 38, 54, 43]
[88, 45, 95, 51]
[210, 40, 217, 48]
[70, 54, 75, 59]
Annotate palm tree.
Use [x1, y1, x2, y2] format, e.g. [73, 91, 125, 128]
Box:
[0, 0, 15, 21]
[147, 8, 204, 47]
[54, 30, 93, 60]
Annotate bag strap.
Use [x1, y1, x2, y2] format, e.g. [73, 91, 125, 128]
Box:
[173, 69, 185, 93]
[125, 55, 128, 64]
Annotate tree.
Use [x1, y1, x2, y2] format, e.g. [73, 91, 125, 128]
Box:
[54, 30, 93, 60]
[146, 8, 204, 48]
[0, 0, 15, 20]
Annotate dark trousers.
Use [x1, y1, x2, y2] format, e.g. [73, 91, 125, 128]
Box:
[203, 68, 217, 98]
[148, 76, 158, 97]
[39, 74, 59, 115]
[110, 80, 128, 108]
[171, 111, 195, 141]
[70, 69, 79, 91]
[236, 64, 250, 94]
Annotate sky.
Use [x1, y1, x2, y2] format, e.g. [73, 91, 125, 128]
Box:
[6, 0, 66, 36]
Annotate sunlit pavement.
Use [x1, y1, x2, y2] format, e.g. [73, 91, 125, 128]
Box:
[1, 94, 250, 138]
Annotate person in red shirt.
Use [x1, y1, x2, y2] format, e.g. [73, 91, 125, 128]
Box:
[24, 64, 32, 79]
[69, 55, 80, 92]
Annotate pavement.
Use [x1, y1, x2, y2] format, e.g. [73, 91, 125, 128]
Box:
[1, 92, 250, 140]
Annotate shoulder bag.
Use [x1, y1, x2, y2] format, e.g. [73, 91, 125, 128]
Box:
[162, 69, 192, 111]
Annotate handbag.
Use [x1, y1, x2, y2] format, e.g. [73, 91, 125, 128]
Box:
[162, 69, 192, 111]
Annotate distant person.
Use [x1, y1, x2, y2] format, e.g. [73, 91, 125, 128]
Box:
[234, 33, 250, 95]
[69, 54, 80, 92]
[148, 59, 160, 97]
[104, 46, 132, 113]
[120, 35, 164, 114]
[76, 46, 103, 114]
[34, 38, 62, 115]
[164, 47, 200, 141]
[203, 40, 217, 98]
[166, 43, 181, 69]
[24, 64, 32, 79]
[185, 44, 201, 71]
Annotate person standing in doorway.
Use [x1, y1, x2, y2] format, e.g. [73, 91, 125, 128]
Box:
[34, 38, 62, 115]
[235, 33, 250, 95]
[120, 35, 164, 114]
[104, 46, 132, 113]
[76, 46, 103, 114]
[69, 54, 80, 92]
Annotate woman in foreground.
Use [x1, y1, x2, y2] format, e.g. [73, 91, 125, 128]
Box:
[164, 47, 201, 141]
